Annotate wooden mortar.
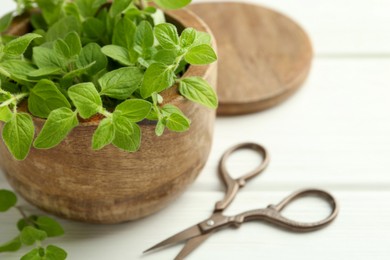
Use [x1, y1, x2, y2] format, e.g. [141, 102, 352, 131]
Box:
[0, 9, 217, 224]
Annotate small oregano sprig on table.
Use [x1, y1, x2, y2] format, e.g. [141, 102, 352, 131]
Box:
[0, 0, 218, 161]
[0, 189, 67, 260]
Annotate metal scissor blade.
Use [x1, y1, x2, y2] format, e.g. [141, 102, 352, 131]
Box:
[174, 232, 214, 260]
[144, 224, 202, 253]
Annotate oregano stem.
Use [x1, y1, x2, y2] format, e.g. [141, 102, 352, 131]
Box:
[0, 88, 8, 95]
[151, 93, 163, 120]
[0, 100, 11, 108]
[0, 93, 29, 107]
[0, 92, 29, 108]
[14, 92, 29, 102]
[35, 240, 42, 248]
[15, 205, 35, 226]
[170, 52, 187, 74]
[0, 66, 11, 77]
[154, 104, 162, 120]
[99, 107, 112, 118]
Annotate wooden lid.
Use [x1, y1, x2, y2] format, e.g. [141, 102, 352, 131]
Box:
[189, 2, 313, 115]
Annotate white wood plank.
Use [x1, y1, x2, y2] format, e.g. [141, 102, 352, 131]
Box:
[0, 190, 389, 260]
[191, 58, 390, 191]
[193, 0, 390, 54]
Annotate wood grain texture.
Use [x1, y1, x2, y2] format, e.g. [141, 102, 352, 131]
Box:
[189, 2, 313, 115]
[0, 9, 218, 224]
[1, 0, 390, 259]
[0, 189, 389, 260]
[194, 0, 390, 55]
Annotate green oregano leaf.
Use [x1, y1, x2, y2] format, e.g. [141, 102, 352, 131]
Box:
[64, 2, 82, 19]
[0, 106, 13, 122]
[154, 23, 179, 50]
[63, 62, 96, 81]
[153, 49, 177, 65]
[35, 216, 65, 237]
[34, 107, 78, 149]
[0, 236, 22, 253]
[92, 118, 115, 150]
[146, 107, 159, 121]
[0, 12, 14, 33]
[28, 67, 63, 78]
[20, 226, 47, 246]
[109, 0, 133, 17]
[76, 43, 108, 76]
[54, 39, 71, 59]
[165, 113, 190, 132]
[180, 28, 196, 48]
[193, 31, 212, 46]
[115, 99, 152, 122]
[140, 63, 175, 98]
[0, 189, 17, 212]
[99, 67, 144, 100]
[0, 89, 10, 101]
[33, 47, 64, 70]
[112, 123, 141, 152]
[185, 44, 217, 65]
[135, 21, 154, 53]
[3, 33, 42, 57]
[101, 45, 134, 66]
[45, 245, 67, 260]
[39, 247, 46, 258]
[17, 216, 38, 232]
[137, 56, 152, 68]
[112, 112, 135, 135]
[83, 17, 105, 40]
[75, 0, 107, 18]
[36, 0, 65, 26]
[21, 248, 41, 260]
[155, 120, 165, 136]
[0, 60, 37, 83]
[45, 15, 81, 42]
[112, 15, 136, 50]
[179, 77, 218, 109]
[153, 0, 192, 10]
[64, 31, 82, 57]
[162, 104, 185, 116]
[2, 113, 34, 160]
[68, 82, 102, 119]
[28, 79, 71, 118]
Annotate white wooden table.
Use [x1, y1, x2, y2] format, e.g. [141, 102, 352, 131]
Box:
[1, 0, 390, 259]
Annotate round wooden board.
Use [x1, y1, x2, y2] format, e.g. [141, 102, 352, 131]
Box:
[189, 2, 313, 115]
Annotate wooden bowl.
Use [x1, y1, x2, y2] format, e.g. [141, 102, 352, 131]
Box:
[0, 9, 217, 224]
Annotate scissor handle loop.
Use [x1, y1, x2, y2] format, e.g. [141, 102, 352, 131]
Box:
[215, 143, 270, 211]
[235, 189, 339, 232]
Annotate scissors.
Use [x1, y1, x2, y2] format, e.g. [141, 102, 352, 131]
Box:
[144, 143, 339, 259]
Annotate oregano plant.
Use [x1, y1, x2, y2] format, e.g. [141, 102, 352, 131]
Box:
[0, 189, 67, 259]
[0, 0, 218, 160]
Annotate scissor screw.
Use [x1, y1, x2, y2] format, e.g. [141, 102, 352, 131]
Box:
[207, 220, 215, 226]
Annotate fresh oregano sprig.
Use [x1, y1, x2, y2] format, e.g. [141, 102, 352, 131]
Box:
[0, 189, 67, 260]
[0, 0, 218, 160]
